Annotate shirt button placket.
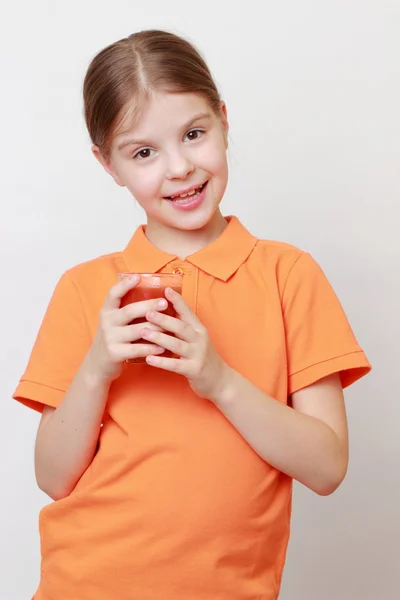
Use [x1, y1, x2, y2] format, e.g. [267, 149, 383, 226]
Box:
[170, 263, 198, 313]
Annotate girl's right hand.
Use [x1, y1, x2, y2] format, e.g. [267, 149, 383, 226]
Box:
[85, 274, 168, 383]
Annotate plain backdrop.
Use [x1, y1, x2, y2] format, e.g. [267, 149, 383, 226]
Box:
[1, 1, 399, 598]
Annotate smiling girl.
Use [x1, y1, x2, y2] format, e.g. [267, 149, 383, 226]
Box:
[13, 29, 371, 600]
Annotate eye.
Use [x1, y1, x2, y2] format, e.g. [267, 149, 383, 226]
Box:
[133, 148, 155, 160]
[184, 129, 204, 142]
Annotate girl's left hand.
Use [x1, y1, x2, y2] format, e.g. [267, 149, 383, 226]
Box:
[141, 287, 231, 400]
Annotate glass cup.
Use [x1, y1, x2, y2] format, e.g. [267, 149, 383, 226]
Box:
[118, 272, 183, 364]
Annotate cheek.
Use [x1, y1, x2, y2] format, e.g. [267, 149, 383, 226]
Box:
[124, 166, 164, 201]
[205, 150, 228, 183]
[198, 140, 228, 177]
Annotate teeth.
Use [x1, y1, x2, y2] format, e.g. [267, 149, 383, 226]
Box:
[180, 189, 196, 198]
[173, 190, 201, 203]
[171, 184, 203, 200]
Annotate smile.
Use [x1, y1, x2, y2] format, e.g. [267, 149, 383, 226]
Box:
[164, 181, 209, 211]
[165, 182, 207, 201]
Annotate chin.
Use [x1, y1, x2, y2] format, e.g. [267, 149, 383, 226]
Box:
[171, 206, 222, 232]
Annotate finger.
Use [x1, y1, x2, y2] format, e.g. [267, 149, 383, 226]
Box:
[119, 342, 166, 361]
[104, 274, 140, 311]
[145, 310, 195, 342]
[164, 288, 202, 329]
[141, 327, 189, 357]
[113, 297, 169, 326]
[145, 354, 186, 374]
[117, 322, 164, 343]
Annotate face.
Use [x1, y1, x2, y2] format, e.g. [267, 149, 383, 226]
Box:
[92, 92, 229, 234]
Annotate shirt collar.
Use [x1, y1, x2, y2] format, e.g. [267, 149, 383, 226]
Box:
[121, 216, 258, 282]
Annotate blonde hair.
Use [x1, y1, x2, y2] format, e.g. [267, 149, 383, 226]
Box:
[83, 30, 222, 160]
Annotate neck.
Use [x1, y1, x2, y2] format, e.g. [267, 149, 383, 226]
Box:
[145, 210, 228, 259]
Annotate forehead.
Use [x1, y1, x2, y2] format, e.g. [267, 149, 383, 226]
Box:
[114, 92, 214, 145]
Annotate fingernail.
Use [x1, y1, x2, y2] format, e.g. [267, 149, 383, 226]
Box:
[130, 274, 139, 282]
[158, 299, 167, 308]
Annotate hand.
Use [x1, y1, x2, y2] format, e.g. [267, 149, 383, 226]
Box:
[86, 275, 168, 383]
[141, 287, 232, 400]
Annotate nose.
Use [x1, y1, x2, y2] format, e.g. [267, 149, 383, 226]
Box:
[165, 149, 195, 180]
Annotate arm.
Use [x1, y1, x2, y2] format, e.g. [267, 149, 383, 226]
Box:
[141, 288, 349, 497]
[34, 359, 111, 501]
[35, 275, 169, 501]
[211, 370, 348, 496]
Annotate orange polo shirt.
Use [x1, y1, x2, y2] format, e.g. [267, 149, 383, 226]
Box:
[13, 216, 371, 600]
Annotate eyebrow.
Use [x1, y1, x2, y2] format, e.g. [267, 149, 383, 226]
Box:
[116, 112, 212, 151]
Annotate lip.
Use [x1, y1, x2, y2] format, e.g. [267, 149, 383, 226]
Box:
[164, 181, 207, 199]
[168, 181, 208, 212]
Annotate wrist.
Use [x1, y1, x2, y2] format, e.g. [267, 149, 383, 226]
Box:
[209, 363, 237, 407]
[81, 349, 114, 391]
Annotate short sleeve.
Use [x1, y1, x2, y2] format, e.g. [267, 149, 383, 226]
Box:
[282, 252, 371, 395]
[12, 271, 92, 412]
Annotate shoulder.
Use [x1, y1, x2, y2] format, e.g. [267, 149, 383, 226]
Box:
[247, 236, 328, 297]
[65, 250, 123, 280]
[55, 250, 126, 304]
[254, 237, 304, 259]
[250, 237, 308, 278]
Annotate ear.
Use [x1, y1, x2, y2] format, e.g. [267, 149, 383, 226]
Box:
[91, 145, 125, 187]
[219, 101, 229, 149]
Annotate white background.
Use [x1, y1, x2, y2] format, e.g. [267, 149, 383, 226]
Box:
[1, 1, 399, 598]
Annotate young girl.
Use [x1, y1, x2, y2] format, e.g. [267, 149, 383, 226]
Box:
[13, 29, 371, 600]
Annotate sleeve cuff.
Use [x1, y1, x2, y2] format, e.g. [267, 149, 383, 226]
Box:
[12, 380, 66, 413]
[288, 351, 372, 395]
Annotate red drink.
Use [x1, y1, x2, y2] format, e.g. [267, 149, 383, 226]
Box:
[119, 273, 183, 364]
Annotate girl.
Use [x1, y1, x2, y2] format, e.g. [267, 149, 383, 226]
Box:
[13, 29, 371, 600]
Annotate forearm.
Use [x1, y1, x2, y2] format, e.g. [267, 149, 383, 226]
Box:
[35, 351, 111, 500]
[211, 368, 348, 495]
